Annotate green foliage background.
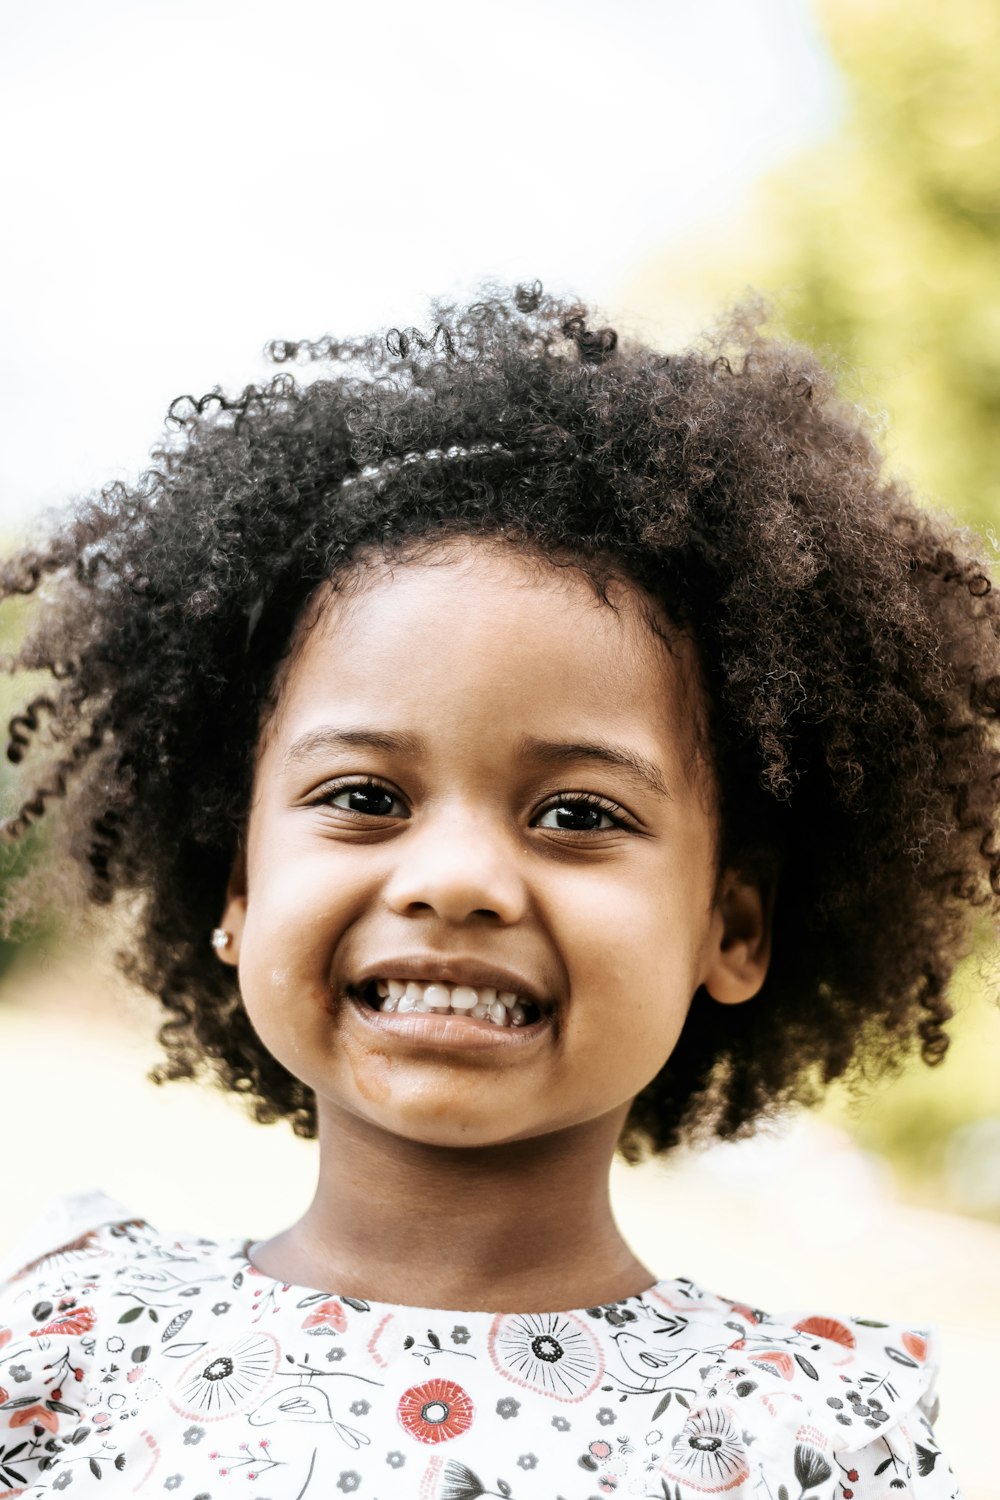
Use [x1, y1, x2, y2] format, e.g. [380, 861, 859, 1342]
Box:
[758, 0, 1000, 535]
[0, 595, 52, 980]
[628, 0, 1000, 1215]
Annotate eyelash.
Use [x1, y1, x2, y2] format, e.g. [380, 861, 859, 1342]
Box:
[311, 778, 636, 833]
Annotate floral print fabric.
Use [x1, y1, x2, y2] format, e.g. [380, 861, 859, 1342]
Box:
[0, 1199, 961, 1498]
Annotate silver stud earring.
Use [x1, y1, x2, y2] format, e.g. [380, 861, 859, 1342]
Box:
[211, 928, 232, 952]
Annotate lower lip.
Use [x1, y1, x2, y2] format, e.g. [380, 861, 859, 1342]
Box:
[346, 994, 553, 1051]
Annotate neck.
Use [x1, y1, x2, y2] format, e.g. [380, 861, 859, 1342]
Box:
[252, 1105, 654, 1313]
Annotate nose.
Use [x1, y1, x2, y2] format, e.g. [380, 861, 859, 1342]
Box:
[381, 804, 528, 926]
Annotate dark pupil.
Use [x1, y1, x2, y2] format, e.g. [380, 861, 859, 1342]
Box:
[349, 786, 394, 816]
[691, 1436, 722, 1452]
[203, 1356, 234, 1382]
[554, 803, 602, 831]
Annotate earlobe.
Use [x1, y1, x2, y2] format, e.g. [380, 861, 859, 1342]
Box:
[703, 871, 774, 1006]
[214, 847, 248, 968]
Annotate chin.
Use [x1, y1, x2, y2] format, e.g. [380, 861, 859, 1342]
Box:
[356, 1102, 545, 1151]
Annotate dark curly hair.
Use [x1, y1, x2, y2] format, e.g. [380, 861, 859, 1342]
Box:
[3, 282, 999, 1159]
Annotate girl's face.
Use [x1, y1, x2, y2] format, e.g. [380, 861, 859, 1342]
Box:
[220, 539, 770, 1151]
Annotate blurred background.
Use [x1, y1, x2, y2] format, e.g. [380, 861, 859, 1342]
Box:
[1, 0, 998, 1492]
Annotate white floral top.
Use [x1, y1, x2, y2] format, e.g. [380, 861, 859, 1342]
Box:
[0, 1196, 961, 1499]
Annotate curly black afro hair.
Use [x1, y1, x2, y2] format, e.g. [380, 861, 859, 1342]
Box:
[3, 282, 1000, 1158]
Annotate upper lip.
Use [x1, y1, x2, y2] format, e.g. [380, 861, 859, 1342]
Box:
[349, 956, 550, 1010]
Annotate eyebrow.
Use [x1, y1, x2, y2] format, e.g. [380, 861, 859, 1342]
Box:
[282, 726, 669, 799]
[283, 727, 423, 770]
[515, 737, 670, 800]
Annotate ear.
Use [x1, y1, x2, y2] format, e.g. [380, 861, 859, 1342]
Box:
[214, 845, 248, 969]
[702, 868, 774, 1006]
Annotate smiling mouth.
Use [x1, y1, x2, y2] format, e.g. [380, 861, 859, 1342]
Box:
[355, 978, 546, 1029]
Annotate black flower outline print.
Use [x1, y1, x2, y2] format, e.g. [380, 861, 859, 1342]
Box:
[488, 1311, 605, 1401]
[660, 1405, 752, 1493]
[171, 1332, 280, 1419]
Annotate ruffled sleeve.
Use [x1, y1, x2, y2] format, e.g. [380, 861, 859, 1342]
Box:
[828, 1326, 961, 1500]
[0, 1192, 132, 1493]
[696, 1300, 964, 1499]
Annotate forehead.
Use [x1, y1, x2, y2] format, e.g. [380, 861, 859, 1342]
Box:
[267, 539, 708, 779]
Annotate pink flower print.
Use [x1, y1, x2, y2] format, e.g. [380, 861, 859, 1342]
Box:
[301, 1299, 348, 1334]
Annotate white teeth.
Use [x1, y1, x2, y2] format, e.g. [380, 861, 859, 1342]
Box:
[367, 978, 541, 1026]
[423, 983, 452, 1012]
[449, 985, 478, 1011]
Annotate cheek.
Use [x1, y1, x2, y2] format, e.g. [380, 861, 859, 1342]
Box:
[235, 867, 344, 1056]
[551, 860, 710, 1071]
[243, 831, 363, 960]
[557, 864, 705, 986]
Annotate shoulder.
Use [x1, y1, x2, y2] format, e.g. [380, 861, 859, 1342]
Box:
[1, 1196, 247, 1491]
[0, 1191, 174, 1355]
[722, 1299, 939, 1428]
[1, 1192, 244, 1307]
[678, 1285, 959, 1493]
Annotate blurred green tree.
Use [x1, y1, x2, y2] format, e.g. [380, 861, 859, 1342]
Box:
[0, 594, 55, 983]
[765, 0, 1000, 532]
[756, 0, 1000, 1215]
[629, 0, 1000, 534]
[625, 0, 1000, 1215]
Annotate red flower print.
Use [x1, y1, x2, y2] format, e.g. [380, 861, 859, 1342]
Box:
[902, 1331, 928, 1363]
[397, 1378, 474, 1444]
[794, 1317, 856, 1351]
[10, 1404, 59, 1434]
[30, 1305, 96, 1337]
[301, 1298, 348, 1334]
[590, 1441, 612, 1460]
[748, 1350, 794, 1381]
[0, 1387, 6, 1404]
[0, 1328, 10, 1350]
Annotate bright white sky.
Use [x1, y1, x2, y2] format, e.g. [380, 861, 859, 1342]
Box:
[1, 0, 839, 528]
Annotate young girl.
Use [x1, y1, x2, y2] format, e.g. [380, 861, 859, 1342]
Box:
[0, 283, 992, 1499]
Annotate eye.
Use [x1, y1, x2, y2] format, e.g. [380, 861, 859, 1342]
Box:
[315, 779, 407, 818]
[534, 794, 629, 833]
